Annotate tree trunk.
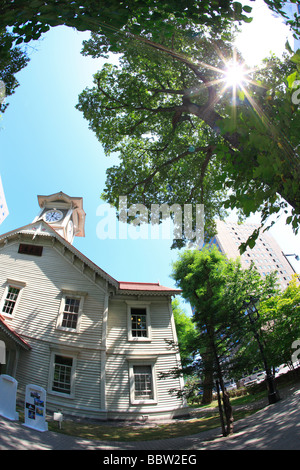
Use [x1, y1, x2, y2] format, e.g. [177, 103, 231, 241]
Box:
[223, 389, 234, 435]
[201, 346, 214, 404]
[216, 380, 226, 437]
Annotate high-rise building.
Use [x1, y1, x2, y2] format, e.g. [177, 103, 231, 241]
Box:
[213, 220, 297, 290]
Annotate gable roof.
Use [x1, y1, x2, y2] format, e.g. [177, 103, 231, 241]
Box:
[0, 222, 180, 296]
[0, 315, 31, 350]
[0, 221, 119, 289]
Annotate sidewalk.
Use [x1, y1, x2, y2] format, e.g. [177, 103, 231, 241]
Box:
[193, 384, 300, 450]
[0, 385, 299, 451]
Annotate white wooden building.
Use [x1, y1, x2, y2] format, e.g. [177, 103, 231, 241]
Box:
[0, 192, 188, 420]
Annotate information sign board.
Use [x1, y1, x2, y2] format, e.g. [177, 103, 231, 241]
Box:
[23, 384, 48, 432]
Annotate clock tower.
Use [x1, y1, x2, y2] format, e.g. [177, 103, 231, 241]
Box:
[33, 191, 86, 244]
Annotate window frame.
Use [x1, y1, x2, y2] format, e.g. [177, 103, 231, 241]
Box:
[56, 290, 86, 333]
[127, 356, 158, 405]
[48, 348, 78, 398]
[0, 279, 26, 319]
[126, 301, 152, 342]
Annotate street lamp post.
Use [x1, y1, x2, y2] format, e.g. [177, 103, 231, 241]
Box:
[282, 253, 300, 282]
[243, 296, 280, 405]
[283, 253, 299, 262]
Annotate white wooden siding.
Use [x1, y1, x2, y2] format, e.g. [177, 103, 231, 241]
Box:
[0, 240, 106, 417]
[107, 299, 175, 352]
[0, 237, 187, 419]
[16, 338, 104, 416]
[0, 241, 105, 348]
[106, 298, 186, 416]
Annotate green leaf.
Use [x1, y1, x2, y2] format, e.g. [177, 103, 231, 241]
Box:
[291, 50, 300, 64]
[285, 40, 294, 55]
[233, 2, 243, 14]
[238, 90, 245, 101]
[248, 238, 256, 249]
[287, 71, 298, 88]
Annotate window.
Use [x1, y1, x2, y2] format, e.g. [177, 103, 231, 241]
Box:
[56, 290, 86, 333]
[131, 308, 147, 337]
[127, 356, 157, 405]
[48, 348, 78, 397]
[48, 349, 78, 397]
[62, 298, 80, 329]
[2, 287, 20, 315]
[133, 366, 153, 399]
[52, 355, 73, 394]
[126, 302, 151, 341]
[0, 280, 26, 318]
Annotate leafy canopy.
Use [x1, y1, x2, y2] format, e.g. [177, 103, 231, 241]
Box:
[77, 18, 300, 249]
[1, 1, 299, 49]
[0, 29, 30, 112]
[171, 245, 281, 378]
[172, 298, 198, 367]
[1, 1, 300, 249]
[0, 0, 253, 47]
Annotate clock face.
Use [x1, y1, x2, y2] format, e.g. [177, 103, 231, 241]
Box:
[44, 210, 63, 223]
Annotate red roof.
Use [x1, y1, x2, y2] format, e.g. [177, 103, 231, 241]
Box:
[118, 281, 181, 293]
[0, 315, 31, 350]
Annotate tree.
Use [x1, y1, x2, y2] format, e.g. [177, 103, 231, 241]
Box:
[172, 298, 198, 367]
[1, 2, 300, 246]
[1, 1, 299, 50]
[221, 263, 281, 378]
[226, 272, 300, 378]
[77, 18, 300, 250]
[0, 0, 253, 54]
[171, 245, 280, 435]
[0, 29, 30, 112]
[171, 246, 238, 435]
[1, 2, 299, 245]
[255, 274, 300, 369]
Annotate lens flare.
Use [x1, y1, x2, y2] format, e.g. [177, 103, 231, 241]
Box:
[224, 63, 247, 87]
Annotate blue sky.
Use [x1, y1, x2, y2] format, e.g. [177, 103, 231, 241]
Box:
[0, 26, 182, 293]
[0, 2, 299, 315]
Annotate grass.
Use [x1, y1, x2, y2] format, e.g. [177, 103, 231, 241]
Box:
[193, 389, 267, 410]
[45, 408, 258, 442]
[17, 391, 264, 442]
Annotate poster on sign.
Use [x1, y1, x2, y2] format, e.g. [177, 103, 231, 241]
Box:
[23, 384, 48, 432]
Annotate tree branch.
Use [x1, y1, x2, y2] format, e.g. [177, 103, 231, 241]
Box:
[125, 145, 214, 195]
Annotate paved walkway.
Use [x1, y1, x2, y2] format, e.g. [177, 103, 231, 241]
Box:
[0, 385, 299, 451]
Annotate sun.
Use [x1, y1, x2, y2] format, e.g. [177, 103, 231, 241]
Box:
[224, 62, 247, 87]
